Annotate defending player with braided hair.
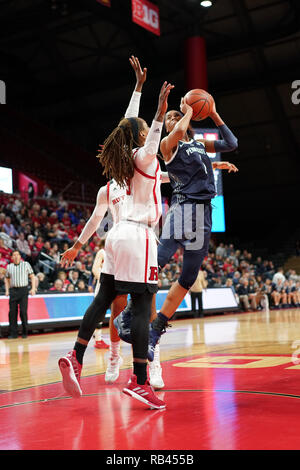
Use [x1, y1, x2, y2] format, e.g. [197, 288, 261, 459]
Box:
[98, 116, 146, 188]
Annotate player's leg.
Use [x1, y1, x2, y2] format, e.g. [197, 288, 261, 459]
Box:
[148, 293, 164, 389]
[148, 203, 212, 360]
[58, 274, 118, 397]
[105, 294, 127, 383]
[123, 290, 165, 410]
[113, 212, 179, 343]
[93, 280, 109, 349]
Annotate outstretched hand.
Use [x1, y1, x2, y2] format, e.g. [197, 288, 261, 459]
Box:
[213, 161, 239, 173]
[129, 55, 147, 91]
[60, 247, 79, 269]
[156, 81, 175, 121]
[180, 96, 193, 115]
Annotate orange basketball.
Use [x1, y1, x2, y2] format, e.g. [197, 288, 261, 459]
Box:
[184, 89, 214, 121]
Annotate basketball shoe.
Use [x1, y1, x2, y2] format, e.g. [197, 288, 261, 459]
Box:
[113, 300, 133, 344]
[149, 344, 164, 389]
[123, 374, 166, 410]
[149, 362, 164, 389]
[94, 339, 110, 349]
[148, 313, 170, 362]
[58, 350, 82, 398]
[105, 355, 123, 383]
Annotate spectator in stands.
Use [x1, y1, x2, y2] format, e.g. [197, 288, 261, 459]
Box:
[216, 243, 226, 258]
[287, 269, 298, 283]
[35, 235, 44, 252]
[27, 183, 35, 200]
[291, 281, 300, 306]
[76, 218, 86, 236]
[61, 212, 71, 228]
[248, 278, 265, 310]
[40, 209, 49, 225]
[272, 267, 286, 286]
[43, 185, 53, 199]
[236, 278, 252, 311]
[0, 212, 6, 230]
[39, 221, 52, 241]
[271, 278, 284, 308]
[38, 240, 56, 275]
[56, 270, 70, 291]
[281, 280, 292, 308]
[49, 243, 60, 264]
[50, 279, 64, 292]
[48, 212, 59, 226]
[67, 283, 75, 292]
[68, 269, 79, 287]
[27, 235, 39, 264]
[16, 232, 31, 261]
[84, 254, 94, 273]
[3, 216, 18, 238]
[76, 279, 87, 292]
[68, 208, 79, 226]
[36, 272, 50, 292]
[67, 224, 77, 242]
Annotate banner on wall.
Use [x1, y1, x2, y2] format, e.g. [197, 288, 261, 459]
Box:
[132, 0, 160, 36]
[18, 173, 38, 202]
[0, 289, 239, 330]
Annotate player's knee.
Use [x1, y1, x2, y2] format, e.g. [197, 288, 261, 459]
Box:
[178, 270, 199, 291]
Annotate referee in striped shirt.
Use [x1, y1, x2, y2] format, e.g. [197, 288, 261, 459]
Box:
[4, 250, 36, 339]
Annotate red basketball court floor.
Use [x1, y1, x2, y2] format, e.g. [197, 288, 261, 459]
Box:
[1, 308, 300, 450]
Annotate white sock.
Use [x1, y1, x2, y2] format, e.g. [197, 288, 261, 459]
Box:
[152, 343, 161, 366]
[94, 328, 102, 342]
[110, 340, 121, 358]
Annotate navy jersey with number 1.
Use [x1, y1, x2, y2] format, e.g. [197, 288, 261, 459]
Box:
[165, 139, 216, 204]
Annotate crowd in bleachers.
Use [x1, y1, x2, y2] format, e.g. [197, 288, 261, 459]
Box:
[0, 191, 299, 312]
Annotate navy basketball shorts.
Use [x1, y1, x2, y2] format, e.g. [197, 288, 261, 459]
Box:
[158, 201, 212, 290]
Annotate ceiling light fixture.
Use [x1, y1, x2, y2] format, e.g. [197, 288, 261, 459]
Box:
[200, 1, 212, 7]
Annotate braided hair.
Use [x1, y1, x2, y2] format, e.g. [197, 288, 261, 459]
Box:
[98, 117, 145, 188]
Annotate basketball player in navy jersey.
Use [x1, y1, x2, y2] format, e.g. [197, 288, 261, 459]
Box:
[115, 95, 238, 360]
[146, 97, 238, 358]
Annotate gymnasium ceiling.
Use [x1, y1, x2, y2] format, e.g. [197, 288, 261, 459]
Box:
[1, 0, 300, 243]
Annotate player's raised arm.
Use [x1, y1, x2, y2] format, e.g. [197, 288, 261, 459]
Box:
[125, 56, 147, 119]
[135, 81, 174, 169]
[196, 99, 238, 154]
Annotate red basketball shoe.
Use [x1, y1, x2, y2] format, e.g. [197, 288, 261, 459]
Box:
[94, 339, 110, 349]
[123, 374, 166, 410]
[58, 350, 82, 398]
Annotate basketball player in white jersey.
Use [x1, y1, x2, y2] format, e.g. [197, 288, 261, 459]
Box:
[58, 56, 173, 409]
[92, 239, 110, 349]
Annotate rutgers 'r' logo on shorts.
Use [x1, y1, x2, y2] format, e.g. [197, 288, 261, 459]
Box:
[149, 266, 158, 281]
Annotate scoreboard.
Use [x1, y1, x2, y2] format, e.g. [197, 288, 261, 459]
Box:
[193, 127, 225, 232]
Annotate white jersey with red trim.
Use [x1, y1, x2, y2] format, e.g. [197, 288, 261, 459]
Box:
[106, 179, 126, 225]
[121, 154, 162, 228]
[77, 179, 126, 245]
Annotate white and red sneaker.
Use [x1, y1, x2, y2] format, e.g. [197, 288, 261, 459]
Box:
[58, 350, 82, 398]
[123, 374, 166, 410]
[105, 355, 123, 383]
